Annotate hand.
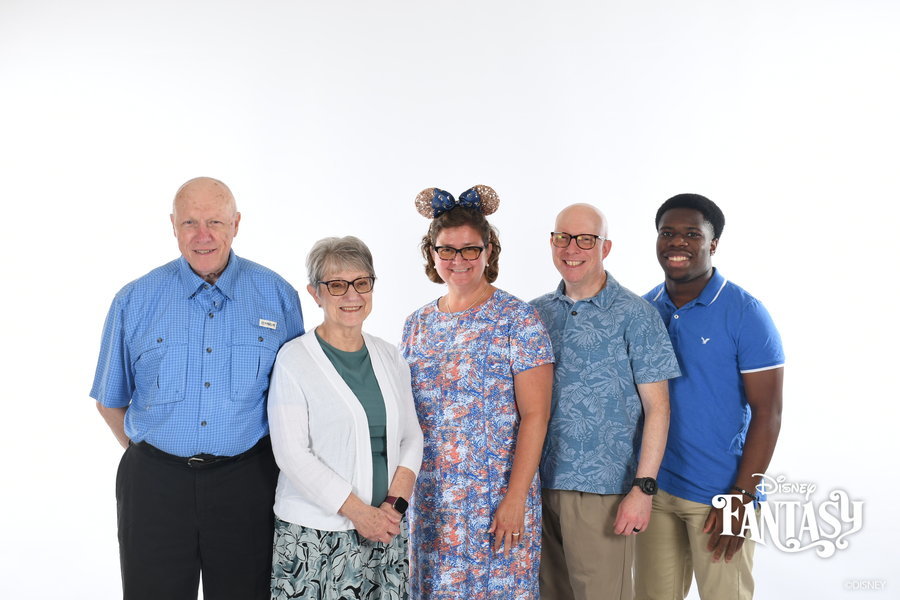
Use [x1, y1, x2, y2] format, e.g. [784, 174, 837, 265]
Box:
[487, 495, 526, 556]
[342, 499, 400, 543]
[613, 488, 652, 536]
[703, 498, 747, 562]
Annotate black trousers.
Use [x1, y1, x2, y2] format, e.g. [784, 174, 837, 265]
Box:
[115, 437, 278, 600]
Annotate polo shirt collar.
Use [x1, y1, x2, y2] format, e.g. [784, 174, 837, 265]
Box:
[177, 250, 241, 299]
[658, 267, 727, 308]
[551, 271, 620, 308]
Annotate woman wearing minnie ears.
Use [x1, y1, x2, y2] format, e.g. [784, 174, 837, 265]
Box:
[399, 186, 554, 599]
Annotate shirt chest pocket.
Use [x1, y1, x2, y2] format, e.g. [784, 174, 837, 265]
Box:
[133, 339, 188, 406]
[230, 334, 281, 403]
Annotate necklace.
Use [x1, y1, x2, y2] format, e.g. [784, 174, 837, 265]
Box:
[442, 283, 491, 314]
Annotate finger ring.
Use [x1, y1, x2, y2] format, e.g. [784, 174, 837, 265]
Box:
[632, 528, 641, 533]
[512, 532, 520, 536]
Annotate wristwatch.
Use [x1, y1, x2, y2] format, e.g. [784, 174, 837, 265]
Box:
[384, 495, 409, 515]
[632, 477, 658, 496]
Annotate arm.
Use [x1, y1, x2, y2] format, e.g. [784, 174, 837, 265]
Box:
[489, 362, 553, 555]
[613, 379, 670, 535]
[704, 367, 784, 561]
[96, 402, 129, 449]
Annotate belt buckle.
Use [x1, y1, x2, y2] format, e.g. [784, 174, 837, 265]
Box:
[187, 455, 206, 467]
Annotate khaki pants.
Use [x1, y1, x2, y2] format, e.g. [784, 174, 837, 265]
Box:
[540, 488, 634, 600]
[634, 490, 755, 600]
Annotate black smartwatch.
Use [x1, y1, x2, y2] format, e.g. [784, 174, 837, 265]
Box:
[384, 495, 409, 515]
[632, 477, 658, 496]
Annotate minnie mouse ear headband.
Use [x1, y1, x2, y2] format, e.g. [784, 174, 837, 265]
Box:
[415, 185, 500, 219]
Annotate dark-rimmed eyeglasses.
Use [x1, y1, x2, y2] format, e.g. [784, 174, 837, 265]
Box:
[316, 276, 376, 296]
[550, 232, 605, 250]
[433, 245, 486, 261]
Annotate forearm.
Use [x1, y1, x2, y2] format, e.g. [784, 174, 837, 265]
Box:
[634, 381, 670, 478]
[505, 412, 548, 500]
[732, 406, 782, 493]
[385, 466, 416, 502]
[96, 402, 129, 449]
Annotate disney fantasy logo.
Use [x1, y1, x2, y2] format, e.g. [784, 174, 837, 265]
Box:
[712, 474, 863, 558]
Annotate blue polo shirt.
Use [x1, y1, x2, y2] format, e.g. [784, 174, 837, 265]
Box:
[644, 269, 784, 505]
[90, 251, 304, 456]
[532, 273, 681, 495]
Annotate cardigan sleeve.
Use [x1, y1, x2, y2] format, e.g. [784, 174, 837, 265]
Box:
[267, 346, 353, 516]
[388, 345, 424, 476]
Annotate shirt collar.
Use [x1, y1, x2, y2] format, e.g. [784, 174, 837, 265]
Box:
[656, 267, 728, 308]
[551, 271, 620, 308]
[177, 250, 240, 299]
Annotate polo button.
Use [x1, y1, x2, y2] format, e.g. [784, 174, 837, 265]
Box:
[673, 314, 680, 319]
[200, 421, 207, 426]
[204, 382, 211, 388]
[571, 311, 577, 316]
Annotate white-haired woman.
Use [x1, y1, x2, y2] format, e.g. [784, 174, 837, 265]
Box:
[268, 236, 423, 600]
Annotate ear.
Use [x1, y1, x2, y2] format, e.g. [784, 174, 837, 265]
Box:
[232, 212, 242, 237]
[306, 284, 321, 307]
[601, 238, 612, 260]
[170, 214, 177, 237]
[710, 238, 719, 256]
[485, 242, 493, 261]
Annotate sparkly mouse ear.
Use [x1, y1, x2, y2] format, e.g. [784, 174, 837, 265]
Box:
[415, 188, 457, 218]
[459, 185, 500, 216]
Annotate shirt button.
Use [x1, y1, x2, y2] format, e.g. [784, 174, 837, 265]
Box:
[204, 382, 211, 388]
[200, 421, 207, 426]
[258, 336, 264, 342]
[571, 311, 578, 316]
[206, 347, 213, 353]
[157, 338, 163, 343]
[209, 313, 214, 318]
[203, 284, 210, 290]
[673, 314, 680, 319]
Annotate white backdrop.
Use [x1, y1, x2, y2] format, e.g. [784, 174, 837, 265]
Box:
[1, 1, 897, 598]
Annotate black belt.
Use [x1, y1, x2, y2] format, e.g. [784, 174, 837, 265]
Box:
[134, 436, 271, 469]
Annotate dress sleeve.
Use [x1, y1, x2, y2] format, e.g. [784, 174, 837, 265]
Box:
[509, 301, 555, 375]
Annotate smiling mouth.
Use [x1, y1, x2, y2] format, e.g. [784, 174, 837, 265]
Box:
[665, 255, 690, 263]
[194, 249, 216, 255]
[340, 306, 363, 312]
[563, 260, 585, 267]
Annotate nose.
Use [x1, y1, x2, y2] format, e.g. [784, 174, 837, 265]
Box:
[668, 233, 689, 246]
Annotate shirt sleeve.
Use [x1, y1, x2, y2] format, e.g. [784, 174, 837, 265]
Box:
[89, 293, 134, 408]
[627, 302, 682, 384]
[737, 299, 785, 372]
[509, 302, 555, 375]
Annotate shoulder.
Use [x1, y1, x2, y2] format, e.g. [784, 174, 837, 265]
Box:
[112, 259, 180, 304]
[530, 291, 556, 311]
[642, 282, 667, 304]
[362, 332, 397, 355]
[276, 330, 315, 361]
[234, 256, 297, 291]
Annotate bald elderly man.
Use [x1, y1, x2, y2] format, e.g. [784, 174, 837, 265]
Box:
[91, 177, 304, 600]
[531, 204, 680, 600]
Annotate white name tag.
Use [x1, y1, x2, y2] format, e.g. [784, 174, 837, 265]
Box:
[259, 319, 277, 330]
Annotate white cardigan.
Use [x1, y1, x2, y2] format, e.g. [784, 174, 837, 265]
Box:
[267, 330, 424, 532]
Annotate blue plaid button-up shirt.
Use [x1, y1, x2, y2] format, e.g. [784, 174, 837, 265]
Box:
[91, 251, 304, 456]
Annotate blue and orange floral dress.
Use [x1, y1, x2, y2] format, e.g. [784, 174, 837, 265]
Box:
[400, 289, 554, 599]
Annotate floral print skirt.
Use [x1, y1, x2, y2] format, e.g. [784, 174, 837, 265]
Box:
[271, 517, 410, 600]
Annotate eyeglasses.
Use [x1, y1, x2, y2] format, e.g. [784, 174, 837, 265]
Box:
[550, 231, 605, 250]
[433, 245, 486, 261]
[316, 276, 376, 296]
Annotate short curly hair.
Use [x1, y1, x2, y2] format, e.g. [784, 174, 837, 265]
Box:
[655, 193, 725, 239]
[420, 206, 501, 284]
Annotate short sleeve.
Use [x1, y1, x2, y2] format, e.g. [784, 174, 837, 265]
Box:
[737, 299, 784, 372]
[509, 302, 555, 375]
[89, 294, 134, 408]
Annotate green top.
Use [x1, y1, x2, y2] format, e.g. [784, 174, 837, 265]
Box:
[316, 331, 388, 506]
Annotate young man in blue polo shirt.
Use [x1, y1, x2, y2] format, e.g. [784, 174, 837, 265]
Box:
[636, 194, 784, 600]
[532, 203, 681, 600]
